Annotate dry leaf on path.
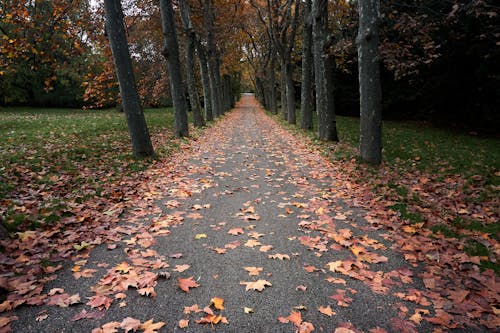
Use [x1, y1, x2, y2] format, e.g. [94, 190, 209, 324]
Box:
[178, 319, 189, 328]
[119, 317, 141, 333]
[240, 279, 272, 291]
[173, 264, 190, 273]
[140, 319, 165, 333]
[319, 305, 336, 317]
[244, 267, 263, 276]
[210, 297, 224, 310]
[178, 277, 200, 293]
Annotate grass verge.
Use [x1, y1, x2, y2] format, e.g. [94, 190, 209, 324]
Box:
[0, 107, 181, 233]
[272, 108, 499, 273]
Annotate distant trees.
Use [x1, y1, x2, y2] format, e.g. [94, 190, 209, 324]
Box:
[0, 0, 92, 106]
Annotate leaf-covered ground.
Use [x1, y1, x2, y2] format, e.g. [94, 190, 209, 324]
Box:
[1, 95, 498, 332]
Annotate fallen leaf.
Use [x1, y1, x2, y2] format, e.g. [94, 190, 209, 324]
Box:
[244, 307, 254, 314]
[120, 317, 141, 333]
[210, 297, 224, 310]
[240, 279, 272, 291]
[184, 304, 200, 314]
[194, 233, 207, 239]
[244, 239, 262, 247]
[244, 266, 263, 276]
[228, 228, 244, 235]
[178, 277, 200, 293]
[296, 285, 307, 291]
[178, 319, 189, 328]
[259, 245, 273, 252]
[195, 314, 229, 325]
[319, 305, 336, 317]
[268, 253, 290, 260]
[173, 264, 190, 273]
[140, 319, 165, 333]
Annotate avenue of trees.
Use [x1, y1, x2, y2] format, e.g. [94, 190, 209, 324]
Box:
[1, 0, 498, 163]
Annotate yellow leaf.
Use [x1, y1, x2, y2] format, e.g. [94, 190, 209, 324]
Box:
[210, 297, 224, 310]
[195, 234, 207, 239]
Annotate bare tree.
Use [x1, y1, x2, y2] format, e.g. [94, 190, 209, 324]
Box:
[103, 0, 154, 157]
[357, 0, 382, 164]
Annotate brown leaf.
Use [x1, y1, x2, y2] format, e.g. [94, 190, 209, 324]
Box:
[259, 245, 273, 252]
[178, 277, 200, 293]
[244, 239, 261, 247]
[244, 267, 263, 276]
[240, 279, 272, 291]
[183, 304, 200, 314]
[178, 319, 189, 328]
[228, 228, 244, 235]
[319, 305, 336, 317]
[140, 319, 165, 333]
[268, 253, 290, 260]
[119, 317, 141, 333]
[173, 264, 190, 273]
[87, 295, 112, 310]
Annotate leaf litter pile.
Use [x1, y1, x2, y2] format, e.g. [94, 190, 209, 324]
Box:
[1, 95, 498, 332]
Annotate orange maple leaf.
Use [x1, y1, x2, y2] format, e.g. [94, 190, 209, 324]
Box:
[318, 305, 336, 317]
[210, 297, 224, 310]
[178, 277, 200, 293]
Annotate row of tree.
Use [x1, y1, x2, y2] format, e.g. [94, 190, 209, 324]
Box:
[246, 0, 498, 133]
[103, 0, 243, 156]
[1, 1, 498, 161]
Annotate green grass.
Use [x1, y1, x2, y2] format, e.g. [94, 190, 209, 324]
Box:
[282, 108, 499, 179]
[0, 106, 178, 232]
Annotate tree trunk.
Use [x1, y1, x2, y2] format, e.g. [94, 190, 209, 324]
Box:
[325, 53, 339, 141]
[223, 74, 232, 111]
[159, 0, 189, 137]
[269, 52, 278, 114]
[284, 60, 296, 124]
[196, 42, 213, 121]
[103, 0, 154, 157]
[312, 0, 338, 141]
[179, 1, 205, 127]
[357, 0, 382, 164]
[204, 0, 222, 117]
[300, 0, 313, 130]
[280, 64, 287, 120]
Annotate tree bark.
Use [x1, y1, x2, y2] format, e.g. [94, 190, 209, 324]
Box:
[300, 0, 313, 130]
[179, 1, 204, 127]
[103, 0, 154, 157]
[204, 0, 222, 118]
[357, 0, 382, 164]
[312, 0, 338, 141]
[280, 64, 287, 120]
[284, 60, 296, 124]
[196, 41, 213, 121]
[223, 74, 232, 111]
[159, 0, 189, 137]
[268, 51, 278, 114]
